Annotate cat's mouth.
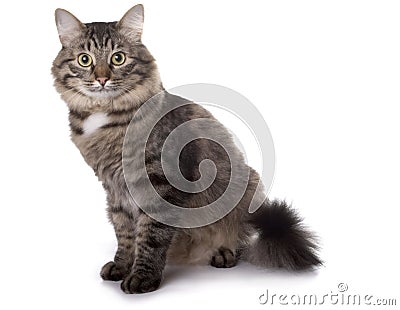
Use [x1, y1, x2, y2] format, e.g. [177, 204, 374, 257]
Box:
[84, 84, 121, 98]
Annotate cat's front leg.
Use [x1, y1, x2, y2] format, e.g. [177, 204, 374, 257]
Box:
[121, 213, 175, 294]
[100, 205, 136, 281]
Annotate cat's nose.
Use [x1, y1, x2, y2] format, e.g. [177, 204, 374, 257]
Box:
[96, 77, 109, 87]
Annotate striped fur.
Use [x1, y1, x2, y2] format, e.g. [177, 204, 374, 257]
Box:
[52, 5, 321, 294]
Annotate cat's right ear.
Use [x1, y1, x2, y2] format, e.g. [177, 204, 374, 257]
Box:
[55, 9, 85, 47]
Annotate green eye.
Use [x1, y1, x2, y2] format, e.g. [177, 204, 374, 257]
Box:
[78, 53, 93, 67]
[111, 52, 126, 66]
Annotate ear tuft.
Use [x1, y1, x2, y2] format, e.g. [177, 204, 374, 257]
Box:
[55, 9, 85, 46]
[117, 4, 144, 42]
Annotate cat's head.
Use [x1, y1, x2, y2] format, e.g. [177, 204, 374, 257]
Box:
[52, 4, 162, 111]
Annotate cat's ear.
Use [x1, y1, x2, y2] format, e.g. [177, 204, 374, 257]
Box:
[117, 4, 144, 42]
[55, 9, 85, 46]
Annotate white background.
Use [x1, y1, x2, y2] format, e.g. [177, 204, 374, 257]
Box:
[0, 0, 399, 309]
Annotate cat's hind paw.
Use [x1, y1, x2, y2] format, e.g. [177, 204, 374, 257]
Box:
[210, 247, 237, 268]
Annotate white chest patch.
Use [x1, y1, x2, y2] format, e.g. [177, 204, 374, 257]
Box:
[82, 112, 109, 136]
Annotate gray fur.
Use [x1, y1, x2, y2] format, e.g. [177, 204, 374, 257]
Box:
[52, 5, 321, 294]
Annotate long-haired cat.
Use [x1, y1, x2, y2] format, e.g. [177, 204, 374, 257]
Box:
[52, 4, 321, 294]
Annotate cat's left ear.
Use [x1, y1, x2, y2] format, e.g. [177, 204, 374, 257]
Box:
[117, 4, 144, 42]
[55, 9, 85, 47]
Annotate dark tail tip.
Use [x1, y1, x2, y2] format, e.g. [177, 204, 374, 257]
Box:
[247, 200, 322, 270]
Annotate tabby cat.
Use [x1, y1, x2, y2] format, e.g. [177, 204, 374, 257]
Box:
[52, 4, 321, 294]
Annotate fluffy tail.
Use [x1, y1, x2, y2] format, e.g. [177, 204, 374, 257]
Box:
[245, 200, 322, 270]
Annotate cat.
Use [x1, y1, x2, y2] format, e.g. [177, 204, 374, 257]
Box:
[52, 4, 322, 294]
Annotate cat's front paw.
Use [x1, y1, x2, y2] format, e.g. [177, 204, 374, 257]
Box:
[120, 271, 162, 294]
[100, 261, 129, 281]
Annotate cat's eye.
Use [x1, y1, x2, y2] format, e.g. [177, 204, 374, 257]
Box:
[111, 52, 126, 66]
[77, 53, 93, 67]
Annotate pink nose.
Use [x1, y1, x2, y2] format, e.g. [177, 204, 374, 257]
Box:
[96, 77, 109, 87]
